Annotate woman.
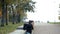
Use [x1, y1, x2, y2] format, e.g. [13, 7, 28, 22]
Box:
[25, 20, 34, 34]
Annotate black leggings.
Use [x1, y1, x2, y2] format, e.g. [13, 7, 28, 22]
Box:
[25, 32, 32, 34]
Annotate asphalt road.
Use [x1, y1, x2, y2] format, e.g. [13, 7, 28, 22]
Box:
[32, 23, 60, 34]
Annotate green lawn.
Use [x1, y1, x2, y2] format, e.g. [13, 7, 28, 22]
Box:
[49, 22, 60, 24]
[0, 22, 23, 34]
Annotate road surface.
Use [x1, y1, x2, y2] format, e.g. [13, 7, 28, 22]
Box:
[32, 23, 60, 34]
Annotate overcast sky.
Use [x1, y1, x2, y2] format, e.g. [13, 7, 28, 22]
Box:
[27, 0, 60, 22]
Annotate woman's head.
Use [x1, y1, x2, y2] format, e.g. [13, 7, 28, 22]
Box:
[29, 20, 34, 24]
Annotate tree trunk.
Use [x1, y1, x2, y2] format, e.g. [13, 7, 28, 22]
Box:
[17, 14, 20, 23]
[11, 5, 15, 24]
[1, 0, 5, 27]
[12, 12, 15, 24]
[5, 4, 8, 25]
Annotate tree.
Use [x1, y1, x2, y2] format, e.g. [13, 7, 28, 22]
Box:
[16, 0, 36, 22]
[0, 0, 6, 26]
[0, 0, 17, 26]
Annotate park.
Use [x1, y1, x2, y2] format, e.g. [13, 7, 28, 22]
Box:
[0, 0, 60, 34]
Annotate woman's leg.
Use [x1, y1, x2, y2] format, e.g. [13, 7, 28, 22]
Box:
[26, 32, 31, 34]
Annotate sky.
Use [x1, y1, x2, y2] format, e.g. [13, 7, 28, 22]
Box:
[27, 0, 60, 22]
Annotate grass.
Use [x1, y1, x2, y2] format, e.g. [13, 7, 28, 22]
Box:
[0, 22, 24, 34]
[48, 22, 60, 24]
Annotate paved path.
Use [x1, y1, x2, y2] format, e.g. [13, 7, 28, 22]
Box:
[9, 25, 25, 34]
[32, 23, 60, 34]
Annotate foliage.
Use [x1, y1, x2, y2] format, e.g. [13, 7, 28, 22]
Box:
[16, 0, 36, 12]
[0, 0, 36, 26]
[49, 22, 60, 24]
